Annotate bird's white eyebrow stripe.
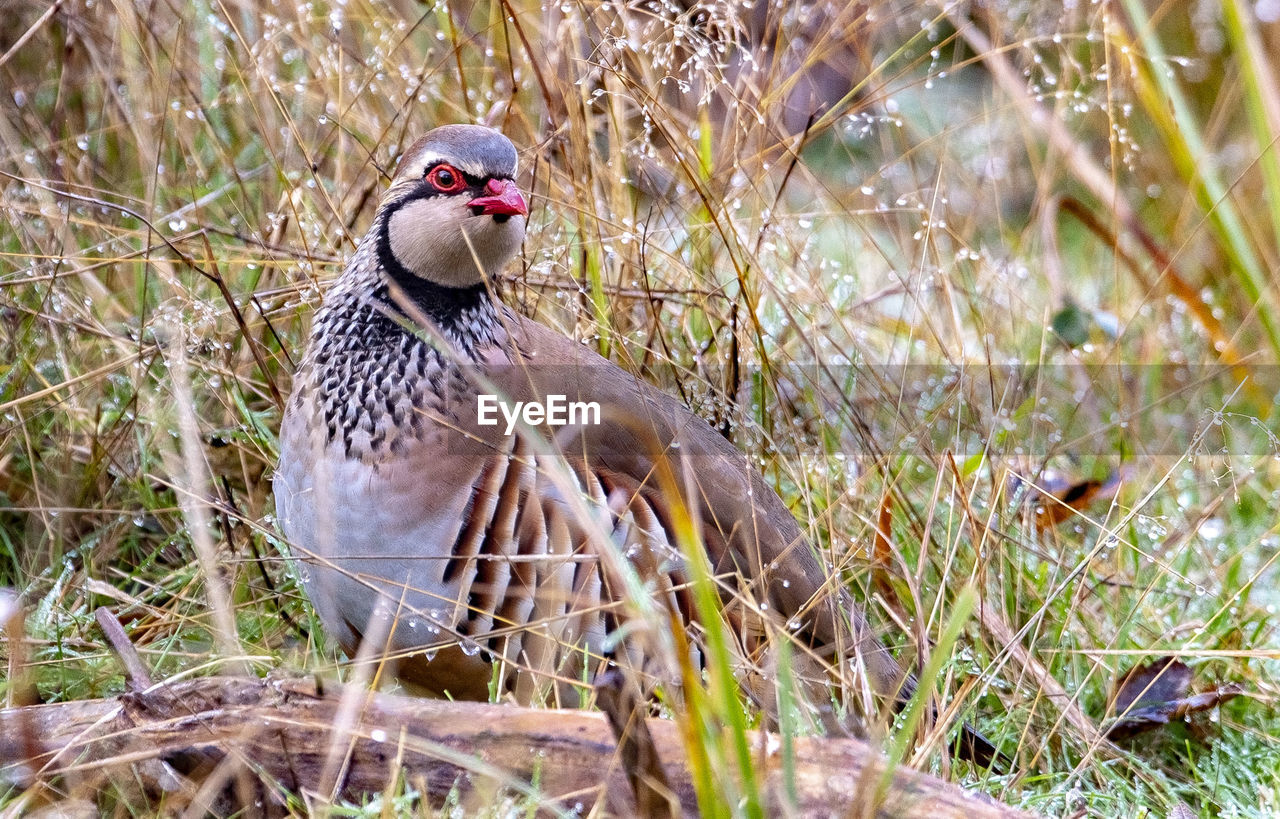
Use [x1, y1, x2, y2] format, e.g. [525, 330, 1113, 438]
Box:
[409, 154, 496, 179]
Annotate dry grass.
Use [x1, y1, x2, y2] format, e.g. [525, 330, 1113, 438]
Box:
[1, 0, 1278, 815]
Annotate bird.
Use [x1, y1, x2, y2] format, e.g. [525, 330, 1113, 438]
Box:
[274, 124, 1000, 765]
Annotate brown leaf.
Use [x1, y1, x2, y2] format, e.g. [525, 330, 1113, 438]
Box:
[1105, 656, 1243, 741]
[871, 489, 899, 605]
[1028, 467, 1129, 528]
[1112, 656, 1193, 715]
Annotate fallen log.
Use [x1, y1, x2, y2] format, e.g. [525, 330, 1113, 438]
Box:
[0, 675, 1032, 817]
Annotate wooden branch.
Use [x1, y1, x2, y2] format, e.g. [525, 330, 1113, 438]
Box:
[0, 676, 1034, 817]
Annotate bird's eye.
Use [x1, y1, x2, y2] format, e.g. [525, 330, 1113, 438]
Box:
[427, 164, 466, 193]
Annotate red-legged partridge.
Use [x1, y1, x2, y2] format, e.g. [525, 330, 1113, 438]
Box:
[274, 124, 999, 764]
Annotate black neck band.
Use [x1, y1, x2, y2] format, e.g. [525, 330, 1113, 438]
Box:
[374, 202, 488, 326]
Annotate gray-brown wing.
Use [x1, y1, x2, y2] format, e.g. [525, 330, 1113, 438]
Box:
[483, 314, 908, 701]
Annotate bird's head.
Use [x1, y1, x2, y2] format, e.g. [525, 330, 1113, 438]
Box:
[377, 124, 527, 288]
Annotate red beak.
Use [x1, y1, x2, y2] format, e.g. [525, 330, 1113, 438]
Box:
[468, 178, 528, 217]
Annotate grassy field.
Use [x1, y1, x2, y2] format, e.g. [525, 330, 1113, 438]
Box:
[1, 0, 1278, 815]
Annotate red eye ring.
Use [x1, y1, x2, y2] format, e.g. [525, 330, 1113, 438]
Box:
[426, 164, 467, 193]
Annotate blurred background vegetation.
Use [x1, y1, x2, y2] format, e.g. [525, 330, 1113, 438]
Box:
[1, 0, 1278, 815]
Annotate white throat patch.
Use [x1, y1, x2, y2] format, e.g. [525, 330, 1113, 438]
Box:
[387, 195, 525, 288]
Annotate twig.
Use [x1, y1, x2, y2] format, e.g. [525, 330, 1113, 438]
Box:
[2, 589, 39, 781]
[94, 607, 154, 692]
[595, 669, 678, 819]
[0, 0, 63, 69]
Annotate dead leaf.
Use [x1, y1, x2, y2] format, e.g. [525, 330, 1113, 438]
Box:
[1105, 656, 1243, 741]
[1015, 466, 1130, 529]
[872, 489, 899, 606]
